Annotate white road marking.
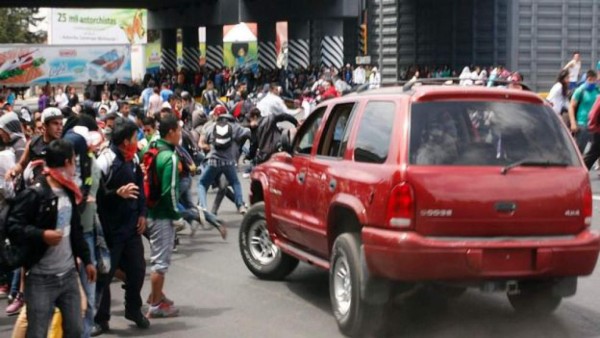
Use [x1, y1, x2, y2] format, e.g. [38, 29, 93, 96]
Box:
[593, 195, 600, 201]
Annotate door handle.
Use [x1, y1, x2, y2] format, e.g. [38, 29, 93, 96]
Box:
[297, 172, 306, 184]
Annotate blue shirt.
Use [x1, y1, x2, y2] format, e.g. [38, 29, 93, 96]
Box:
[160, 89, 173, 102]
[141, 87, 153, 110]
[7, 93, 15, 106]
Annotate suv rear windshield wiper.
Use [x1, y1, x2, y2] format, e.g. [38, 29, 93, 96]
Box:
[501, 159, 569, 175]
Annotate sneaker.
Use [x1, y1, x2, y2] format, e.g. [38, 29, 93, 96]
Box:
[125, 311, 150, 329]
[216, 221, 228, 240]
[91, 322, 109, 337]
[6, 293, 24, 316]
[190, 220, 199, 238]
[242, 172, 251, 179]
[146, 294, 175, 306]
[238, 205, 248, 215]
[146, 301, 180, 318]
[173, 219, 186, 232]
[0, 284, 8, 299]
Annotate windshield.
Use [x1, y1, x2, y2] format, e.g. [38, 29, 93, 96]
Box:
[409, 101, 580, 166]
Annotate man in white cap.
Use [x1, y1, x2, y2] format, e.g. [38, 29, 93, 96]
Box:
[5, 107, 63, 182]
[369, 67, 381, 89]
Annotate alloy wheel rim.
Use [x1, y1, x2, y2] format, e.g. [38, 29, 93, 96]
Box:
[248, 220, 279, 265]
[333, 252, 352, 316]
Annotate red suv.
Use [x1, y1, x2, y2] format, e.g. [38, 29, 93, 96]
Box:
[239, 84, 600, 337]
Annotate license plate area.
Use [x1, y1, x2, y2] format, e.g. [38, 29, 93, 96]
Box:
[482, 249, 534, 272]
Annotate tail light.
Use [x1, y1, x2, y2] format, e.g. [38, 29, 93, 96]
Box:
[583, 184, 593, 227]
[387, 183, 415, 228]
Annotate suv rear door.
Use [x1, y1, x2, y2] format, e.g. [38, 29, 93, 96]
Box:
[300, 102, 358, 255]
[407, 100, 589, 237]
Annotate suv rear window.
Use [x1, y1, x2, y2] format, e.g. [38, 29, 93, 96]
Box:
[409, 101, 579, 166]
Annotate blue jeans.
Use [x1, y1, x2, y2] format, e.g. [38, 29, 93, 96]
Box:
[10, 267, 20, 296]
[79, 231, 96, 338]
[576, 124, 591, 154]
[198, 164, 244, 209]
[25, 269, 82, 338]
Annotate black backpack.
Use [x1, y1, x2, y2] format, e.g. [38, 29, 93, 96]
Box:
[212, 119, 233, 151]
[0, 184, 39, 272]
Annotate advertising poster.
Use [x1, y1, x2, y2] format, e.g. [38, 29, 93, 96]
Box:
[223, 23, 258, 71]
[0, 45, 132, 86]
[50, 9, 147, 45]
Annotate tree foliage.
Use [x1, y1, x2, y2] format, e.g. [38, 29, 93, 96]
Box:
[0, 8, 46, 44]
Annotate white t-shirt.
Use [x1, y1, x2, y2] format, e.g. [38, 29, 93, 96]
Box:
[547, 82, 568, 115]
[567, 61, 581, 82]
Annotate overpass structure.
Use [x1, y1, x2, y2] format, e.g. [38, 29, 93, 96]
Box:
[4, 0, 600, 91]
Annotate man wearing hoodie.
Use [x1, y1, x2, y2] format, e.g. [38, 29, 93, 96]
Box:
[198, 108, 251, 214]
[5, 107, 63, 184]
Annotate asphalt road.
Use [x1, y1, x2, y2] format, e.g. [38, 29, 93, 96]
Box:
[1, 175, 600, 338]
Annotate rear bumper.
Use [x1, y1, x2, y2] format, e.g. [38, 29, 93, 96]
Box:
[362, 227, 600, 281]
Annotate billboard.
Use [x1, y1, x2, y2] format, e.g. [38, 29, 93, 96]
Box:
[223, 23, 257, 70]
[50, 9, 147, 45]
[0, 45, 132, 86]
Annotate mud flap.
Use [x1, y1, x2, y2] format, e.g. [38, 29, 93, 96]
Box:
[359, 244, 392, 305]
[552, 277, 577, 297]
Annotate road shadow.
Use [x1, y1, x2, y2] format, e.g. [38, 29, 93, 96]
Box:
[107, 320, 191, 337]
[279, 266, 600, 338]
[284, 265, 332, 315]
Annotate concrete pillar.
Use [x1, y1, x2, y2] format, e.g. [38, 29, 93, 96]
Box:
[182, 27, 201, 73]
[160, 28, 177, 73]
[258, 22, 278, 70]
[343, 18, 359, 66]
[206, 26, 224, 70]
[321, 20, 344, 69]
[288, 21, 311, 70]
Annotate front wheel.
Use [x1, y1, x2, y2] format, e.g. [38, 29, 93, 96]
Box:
[239, 202, 299, 280]
[507, 281, 562, 316]
[330, 233, 385, 337]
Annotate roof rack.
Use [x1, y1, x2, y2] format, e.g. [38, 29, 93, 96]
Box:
[377, 77, 533, 92]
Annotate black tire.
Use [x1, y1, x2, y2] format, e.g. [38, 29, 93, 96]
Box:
[330, 233, 385, 337]
[239, 202, 299, 280]
[507, 281, 562, 316]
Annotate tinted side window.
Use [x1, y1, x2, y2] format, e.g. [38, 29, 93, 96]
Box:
[317, 103, 356, 158]
[354, 101, 396, 163]
[295, 107, 326, 155]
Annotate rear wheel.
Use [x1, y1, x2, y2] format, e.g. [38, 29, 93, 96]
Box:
[239, 202, 299, 280]
[330, 233, 385, 337]
[507, 281, 562, 316]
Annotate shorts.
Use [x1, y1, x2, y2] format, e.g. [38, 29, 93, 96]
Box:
[147, 218, 175, 274]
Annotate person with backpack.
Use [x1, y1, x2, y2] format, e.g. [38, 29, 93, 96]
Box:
[568, 70, 600, 153]
[247, 107, 298, 164]
[94, 118, 149, 336]
[144, 114, 181, 318]
[6, 139, 96, 338]
[198, 109, 251, 215]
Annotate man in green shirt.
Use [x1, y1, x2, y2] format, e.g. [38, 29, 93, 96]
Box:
[146, 114, 181, 318]
[569, 70, 600, 153]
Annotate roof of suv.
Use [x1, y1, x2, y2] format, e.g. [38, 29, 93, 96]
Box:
[351, 85, 546, 105]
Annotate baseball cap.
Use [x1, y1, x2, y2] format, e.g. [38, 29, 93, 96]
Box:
[18, 107, 32, 123]
[41, 107, 63, 124]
